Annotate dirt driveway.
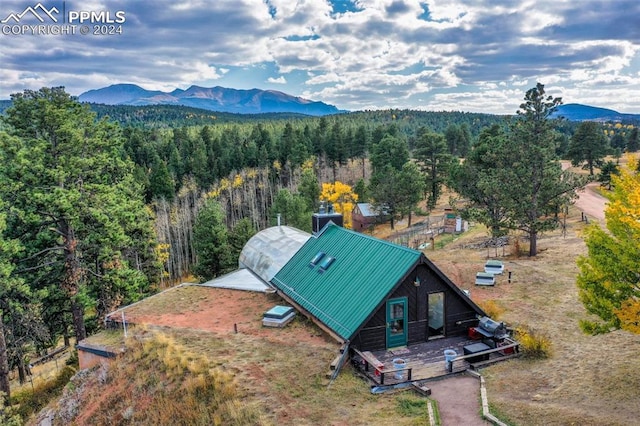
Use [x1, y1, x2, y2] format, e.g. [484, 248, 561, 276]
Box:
[574, 182, 607, 221]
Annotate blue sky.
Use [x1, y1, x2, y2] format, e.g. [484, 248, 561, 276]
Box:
[1, 0, 640, 114]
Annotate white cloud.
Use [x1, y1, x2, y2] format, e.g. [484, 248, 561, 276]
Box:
[267, 76, 287, 84]
[2, 0, 640, 113]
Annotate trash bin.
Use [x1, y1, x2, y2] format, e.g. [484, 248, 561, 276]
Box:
[444, 349, 457, 372]
[392, 358, 406, 380]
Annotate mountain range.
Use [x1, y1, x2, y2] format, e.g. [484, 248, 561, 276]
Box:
[551, 103, 640, 122]
[3, 86, 640, 122]
[78, 84, 341, 116]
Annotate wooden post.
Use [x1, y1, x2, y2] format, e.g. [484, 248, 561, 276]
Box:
[234, 323, 238, 334]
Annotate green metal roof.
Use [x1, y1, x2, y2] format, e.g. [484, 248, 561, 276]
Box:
[271, 224, 421, 340]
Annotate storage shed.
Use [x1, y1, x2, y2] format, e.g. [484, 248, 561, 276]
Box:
[270, 223, 485, 351]
[351, 203, 385, 232]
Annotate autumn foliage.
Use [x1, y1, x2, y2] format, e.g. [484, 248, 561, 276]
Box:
[577, 155, 640, 334]
[320, 181, 358, 229]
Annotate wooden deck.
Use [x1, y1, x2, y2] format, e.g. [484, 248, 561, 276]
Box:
[352, 336, 519, 386]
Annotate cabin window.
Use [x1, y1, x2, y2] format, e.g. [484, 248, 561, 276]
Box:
[428, 292, 445, 338]
[390, 303, 404, 333]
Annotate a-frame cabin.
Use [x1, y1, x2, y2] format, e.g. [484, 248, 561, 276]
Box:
[271, 223, 485, 352]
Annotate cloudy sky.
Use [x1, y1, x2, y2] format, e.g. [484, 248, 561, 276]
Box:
[1, 0, 640, 114]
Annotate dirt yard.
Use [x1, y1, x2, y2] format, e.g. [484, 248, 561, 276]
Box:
[109, 285, 333, 348]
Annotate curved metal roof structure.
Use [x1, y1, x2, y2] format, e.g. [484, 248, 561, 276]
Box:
[238, 225, 311, 283]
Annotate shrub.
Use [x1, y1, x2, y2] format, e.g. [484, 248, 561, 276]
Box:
[515, 326, 552, 359]
[477, 299, 504, 320]
[512, 237, 523, 258]
[12, 365, 76, 420]
[0, 392, 21, 426]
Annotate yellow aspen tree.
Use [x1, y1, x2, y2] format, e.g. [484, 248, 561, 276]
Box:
[320, 181, 358, 229]
[577, 155, 640, 334]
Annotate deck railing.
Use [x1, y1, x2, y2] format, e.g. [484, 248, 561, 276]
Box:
[448, 337, 520, 372]
[352, 348, 414, 384]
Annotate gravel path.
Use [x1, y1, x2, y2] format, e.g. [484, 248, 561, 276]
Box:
[428, 375, 491, 425]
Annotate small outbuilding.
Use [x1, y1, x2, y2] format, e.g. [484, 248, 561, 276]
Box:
[351, 203, 385, 232]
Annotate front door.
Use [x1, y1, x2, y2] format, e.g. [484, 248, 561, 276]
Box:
[386, 297, 407, 348]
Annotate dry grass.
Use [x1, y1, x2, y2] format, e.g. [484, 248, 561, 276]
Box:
[12, 358, 72, 393]
[114, 284, 208, 317]
[423, 206, 640, 426]
[36, 187, 640, 426]
[50, 329, 271, 426]
[56, 325, 433, 426]
[168, 327, 433, 425]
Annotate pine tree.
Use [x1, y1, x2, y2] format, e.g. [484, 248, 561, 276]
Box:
[567, 121, 608, 175]
[192, 199, 232, 281]
[413, 129, 453, 210]
[0, 207, 28, 402]
[0, 87, 156, 341]
[626, 127, 639, 152]
[503, 83, 585, 256]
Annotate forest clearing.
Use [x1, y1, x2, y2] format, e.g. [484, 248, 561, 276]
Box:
[28, 184, 639, 426]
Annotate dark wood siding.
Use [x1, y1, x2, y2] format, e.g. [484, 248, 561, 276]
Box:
[353, 260, 482, 352]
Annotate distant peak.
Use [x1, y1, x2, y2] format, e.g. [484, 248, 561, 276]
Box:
[78, 83, 342, 116]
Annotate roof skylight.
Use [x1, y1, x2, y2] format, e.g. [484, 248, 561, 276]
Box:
[318, 256, 335, 273]
[309, 251, 326, 268]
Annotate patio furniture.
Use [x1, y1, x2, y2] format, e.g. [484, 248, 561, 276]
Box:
[463, 342, 491, 363]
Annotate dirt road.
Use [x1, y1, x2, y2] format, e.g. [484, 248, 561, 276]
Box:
[574, 182, 607, 222]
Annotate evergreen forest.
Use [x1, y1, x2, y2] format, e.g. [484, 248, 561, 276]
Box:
[0, 85, 638, 404]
